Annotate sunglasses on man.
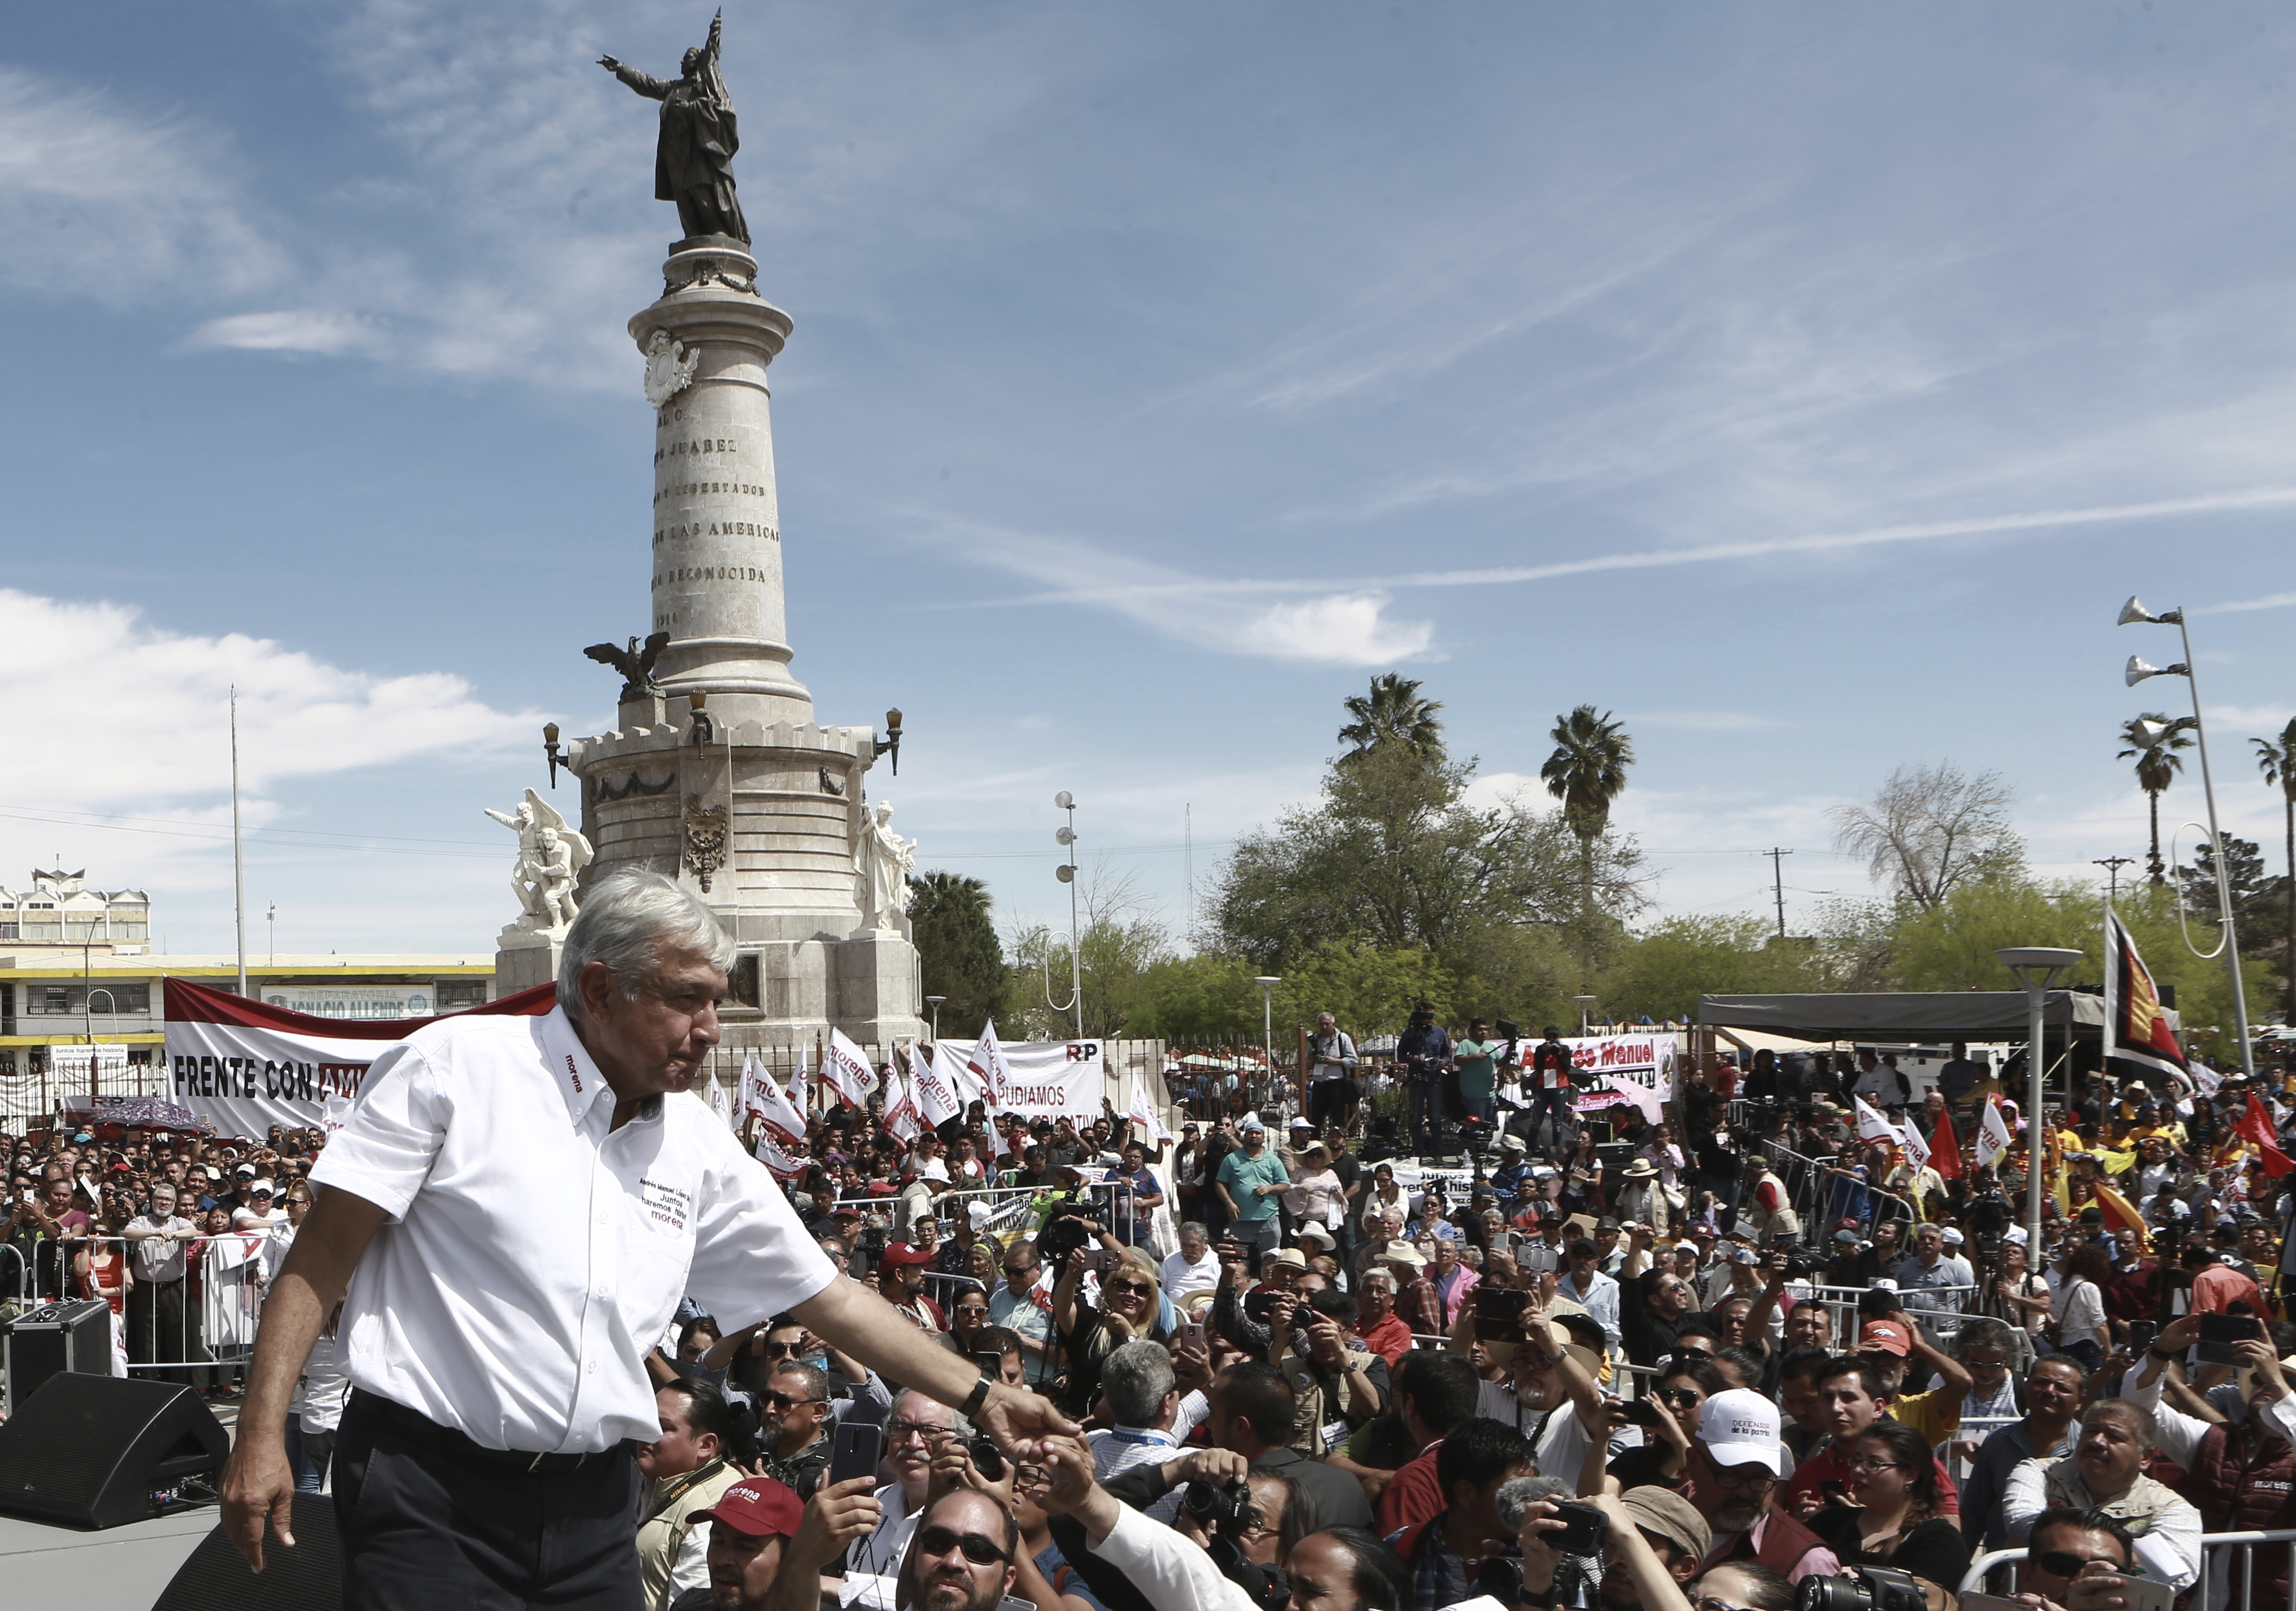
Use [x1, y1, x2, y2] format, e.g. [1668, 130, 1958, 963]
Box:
[915, 1525, 1011, 1567]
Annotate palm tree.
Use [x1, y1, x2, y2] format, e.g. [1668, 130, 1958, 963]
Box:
[1338, 673, 1444, 757]
[2117, 713, 2192, 885]
[1541, 704, 1635, 908]
[2255, 719, 2296, 1021]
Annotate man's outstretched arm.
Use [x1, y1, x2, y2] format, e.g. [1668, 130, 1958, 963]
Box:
[219, 1186, 392, 1571]
[792, 1273, 1078, 1454]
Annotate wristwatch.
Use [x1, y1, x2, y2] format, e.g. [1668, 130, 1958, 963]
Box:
[2146, 1344, 2180, 1362]
[961, 1373, 993, 1420]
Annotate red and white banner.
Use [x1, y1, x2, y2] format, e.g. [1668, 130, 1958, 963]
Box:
[163, 976, 556, 1140]
[1535, 1033, 1679, 1115]
[882, 1050, 922, 1144]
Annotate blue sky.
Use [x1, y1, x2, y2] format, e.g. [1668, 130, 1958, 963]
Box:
[4, 2, 2295, 960]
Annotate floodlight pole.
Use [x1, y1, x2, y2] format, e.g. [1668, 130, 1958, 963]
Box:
[2123, 598, 2256, 1078]
[1998, 946, 2082, 1260]
[1254, 977, 1281, 1102]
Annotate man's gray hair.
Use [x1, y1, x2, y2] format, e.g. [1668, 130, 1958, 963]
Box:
[1100, 1338, 1176, 1426]
[1179, 1221, 1209, 1241]
[1951, 1317, 2016, 1361]
[556, 869, 736, 1017]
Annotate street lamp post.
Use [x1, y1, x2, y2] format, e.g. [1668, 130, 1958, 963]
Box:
[1572, 994, 1599, 1037]
[1254, 976, 1281, 1108]
[1997, 946, 2083, 1256]
[925, 995, 945, 1042]
[1043, 793, 1084, 1038]
[2122, 596, 2256, 1077]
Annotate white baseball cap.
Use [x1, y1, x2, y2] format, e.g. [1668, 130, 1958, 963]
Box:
[1696, 1388, 1783, 1475]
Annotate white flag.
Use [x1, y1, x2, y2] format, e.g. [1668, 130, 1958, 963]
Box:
[1852, 1095, 1898, 1145]
[883, 1052, 922, 1144]
[1898, 1119, 1930, 1172]
[790, 1048, 812, 1114]
[753, 1124, 805, 1182]
[969, 1020, 1011, 1109]
[914, 1043, 964, 1129]
[753, 1062, 810, 1152]
[821, 1028, 876, 1108]
[937, 1041, 983, 1116]
[708, 1075, 733, 1129]
[1597, 1073, 1663, 1127]
[1126, 1076, 1174, 1145]
[1976, 1098, 2013, 1169]
[740, 1053, 776, 1120]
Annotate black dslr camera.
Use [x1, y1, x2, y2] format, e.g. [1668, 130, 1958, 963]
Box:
[1798, 1566, 1926, 1611]
[1182, 1480, 1290, 1611]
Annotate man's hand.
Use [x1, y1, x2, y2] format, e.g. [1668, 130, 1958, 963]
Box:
[1171, 1338, 1212, 1394]
[597, 54, 622, 71]
[974, 1382, 1080, 1463]
[2236, 1337, 2289, 1404]
[2157, 1314, 2203, 1354]
[786, 1475, 882, 1576]
[218, 1433, 298, 1571]
[1172, 1447, 1250, 1487]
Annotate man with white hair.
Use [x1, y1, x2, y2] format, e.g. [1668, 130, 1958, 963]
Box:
[220, 870, 1073, 1610]
[848, 1389, 958, 1578]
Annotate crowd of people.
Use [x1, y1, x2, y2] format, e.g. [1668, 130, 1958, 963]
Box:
[16, 1002, 2296, 1611]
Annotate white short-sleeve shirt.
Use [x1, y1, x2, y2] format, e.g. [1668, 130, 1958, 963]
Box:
[312, 1006, 835, 1454]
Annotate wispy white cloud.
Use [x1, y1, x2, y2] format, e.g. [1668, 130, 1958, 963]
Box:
[1625, 710, 1790, 733]
[182, 309, 384, 356]
[0, 64, 279, 307]
[2199, 590, 2296, 615]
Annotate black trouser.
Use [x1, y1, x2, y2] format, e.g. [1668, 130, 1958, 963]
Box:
[127, 1278, 187, 1383]
[335, 1391, 642, 1611]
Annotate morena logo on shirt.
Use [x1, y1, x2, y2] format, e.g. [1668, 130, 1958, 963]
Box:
[565, 1053, 583, 1093]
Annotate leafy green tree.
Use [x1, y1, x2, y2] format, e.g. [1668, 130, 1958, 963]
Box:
[2118, 715, 2192, 885]
[2254, 720, 2296, 1020]
[906, 870, 1006, 1038]
[1540, 705, 1635, 911]
[1272, 940, 1462, 1038]
[1339, 673, 1445, 759]
[1211, 740, 1636, 970]
[1128, 953, 1263, 1042]
[1601, 915, 1818, 1023]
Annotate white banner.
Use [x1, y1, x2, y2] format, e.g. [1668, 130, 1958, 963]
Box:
[1898, 1118, 1931, 1171]
[50, 1044, 132, 1085]
[1853, 1095, 1900, 1144]
[993, 1040, 1106, 1123]
[257, 983, 439, 1020]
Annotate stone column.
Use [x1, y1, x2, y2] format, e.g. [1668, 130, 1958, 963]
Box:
[629, 236, 812, 725]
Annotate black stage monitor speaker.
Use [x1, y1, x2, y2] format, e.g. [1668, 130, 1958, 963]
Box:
[3, 1297, 112, 1412]
[151, 1491, 341, 1611]
[0, 1373, 229, 1529]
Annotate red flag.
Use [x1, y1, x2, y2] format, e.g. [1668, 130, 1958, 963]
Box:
[1929, 1107, 1963, 1180]
[2237, 1092, 2295, 1178]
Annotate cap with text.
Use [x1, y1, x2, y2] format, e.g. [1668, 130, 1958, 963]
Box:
[689, 1478, 803, 1540]
[1695, 1388, 1783, 1476]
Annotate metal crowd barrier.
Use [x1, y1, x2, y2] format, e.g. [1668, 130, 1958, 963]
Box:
[1964, 1530, 2296, 1611]
[828, 1180, 1146, 1254]
[25, 1230, 283, 1384]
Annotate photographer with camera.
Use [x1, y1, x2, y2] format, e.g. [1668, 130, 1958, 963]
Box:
[1515, 1487, 1704, 1611]
[1035, 1430, 1409, 1611]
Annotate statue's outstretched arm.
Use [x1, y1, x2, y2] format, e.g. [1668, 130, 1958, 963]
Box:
[600, 57, 672, 100]
[707, 9, 724, 64]
[483, 808, 518, 830]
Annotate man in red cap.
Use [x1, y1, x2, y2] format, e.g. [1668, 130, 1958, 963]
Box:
[879, 1244, 944, 1331]
[677, 1477, 803, 1611]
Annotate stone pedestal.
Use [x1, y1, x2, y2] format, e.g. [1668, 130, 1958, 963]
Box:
[554, 237, 924, 1050]
[493, 930, 563, 997]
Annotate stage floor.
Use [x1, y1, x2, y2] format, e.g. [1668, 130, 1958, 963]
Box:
[0, 1506, 219, 1609]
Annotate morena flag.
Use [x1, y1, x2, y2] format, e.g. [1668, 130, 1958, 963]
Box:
[2102, 905, 2188, 1083]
